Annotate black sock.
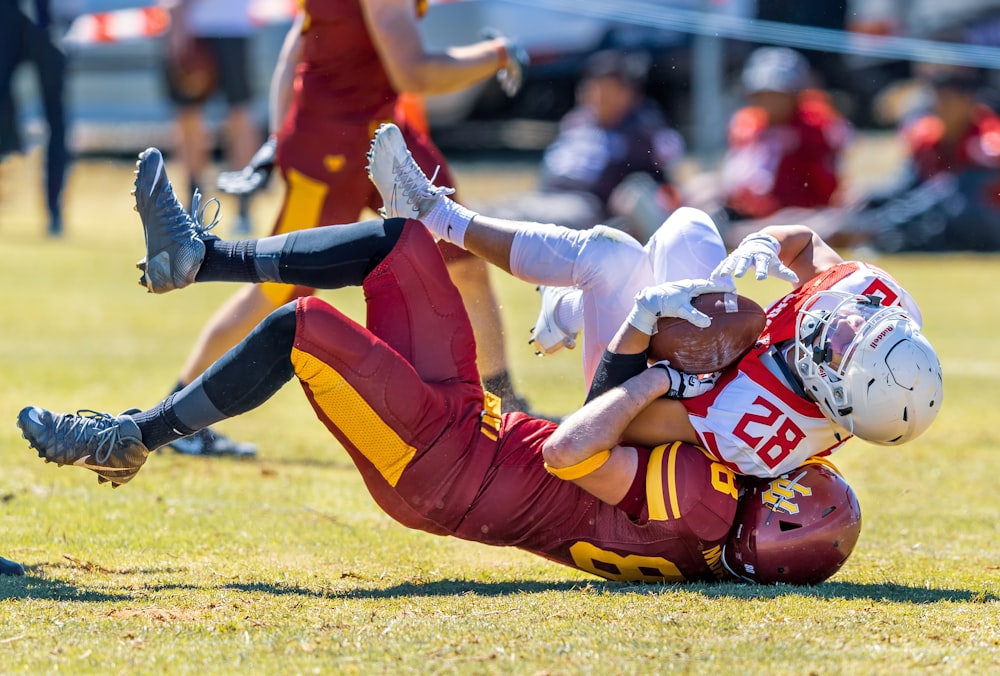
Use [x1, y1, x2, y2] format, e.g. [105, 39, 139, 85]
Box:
[196, 239, 260, 283]
[132, 395, 194, 451]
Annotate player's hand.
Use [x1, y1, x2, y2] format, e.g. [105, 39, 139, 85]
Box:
[482, 28, 529, 97]
[627, 279, 735, 335]
[711, 233, 799, 283]
[216, 135, 278, 196]
[651, 362, 720, 399]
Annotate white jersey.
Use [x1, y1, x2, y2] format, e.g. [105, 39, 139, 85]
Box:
[682, 261, 920, 477]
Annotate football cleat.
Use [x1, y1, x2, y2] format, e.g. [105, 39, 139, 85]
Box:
[166, 427, 257, 457]
[365, 123, 454, 219]
[0, 556, 24, 576]
[132, 147, 221, 294]
[17, 407, 150, 487]
[529, 285, 578, 356]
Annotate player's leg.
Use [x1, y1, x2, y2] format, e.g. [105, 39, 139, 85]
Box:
[644, 207, 728, 284]
[19, 223, 482, 535]
[17, 302, 298, 486]
[290, 219, 485, 532]
[160, 122, 377, 454]
[23, 18, 68, 236]
[398, 121, 530, 410]
[366, 123, 653, 385]
[214, 36, 258, 234]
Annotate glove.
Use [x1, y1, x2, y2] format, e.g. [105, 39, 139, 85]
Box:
[216, 135, 278, 196]
[482, 28, 529, 97]
[627, 279, 736, 335]
[711, 233, 799, 283]
[651, 362, 720, 399]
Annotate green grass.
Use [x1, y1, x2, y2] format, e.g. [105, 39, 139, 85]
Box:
[2, 152, 1000, 674]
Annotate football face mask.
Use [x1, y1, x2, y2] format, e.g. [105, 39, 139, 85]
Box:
[793, 291, 943, 445]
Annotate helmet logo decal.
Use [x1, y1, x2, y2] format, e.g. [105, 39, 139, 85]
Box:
[761, 470, 812, 514]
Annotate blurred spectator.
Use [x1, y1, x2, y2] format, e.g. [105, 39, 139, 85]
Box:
[0, 0, 69, 236]
[483, 49, 684, 241]
[684, 46, 853, 245]
[162, 0, 261, 233]
[857, 65, 1000, 252]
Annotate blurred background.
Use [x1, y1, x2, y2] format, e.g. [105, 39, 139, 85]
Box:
[4, 0, 1000, 252]
[10, 0, 999, 156]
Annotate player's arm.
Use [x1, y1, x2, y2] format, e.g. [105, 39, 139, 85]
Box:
[543, 366, 679, 505]
[362, 0, 513, 96]
[268, 10, 306, 136]
[758, 224, 843, 285]
[587, 322, 702, 450]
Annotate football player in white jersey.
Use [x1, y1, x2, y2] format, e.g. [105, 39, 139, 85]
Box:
[366, 123, 943, 479]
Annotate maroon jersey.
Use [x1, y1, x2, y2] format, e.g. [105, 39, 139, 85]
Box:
[456, 416, 741, 583]
[293, 221, 740, 583]
[294, 0, 398, 123]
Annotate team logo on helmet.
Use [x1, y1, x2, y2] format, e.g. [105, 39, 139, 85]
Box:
[761, 470, 812, 515]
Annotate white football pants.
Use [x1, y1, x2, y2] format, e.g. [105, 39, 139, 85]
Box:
[509, 207, 727, 386]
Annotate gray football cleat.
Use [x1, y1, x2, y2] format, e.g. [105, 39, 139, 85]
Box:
[365, 123, 454, 219]
[17, 407, 150, 487]
[0, 556, 24, 576]
[132, 147, 220, 293]
[167, 427, 257, 457]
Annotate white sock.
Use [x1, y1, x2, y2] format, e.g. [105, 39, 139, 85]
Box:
[421, 198, 477, 248]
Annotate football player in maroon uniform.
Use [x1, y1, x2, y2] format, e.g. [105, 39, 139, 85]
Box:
[158, 0, 533, 457]
[18, 139, 868, 585]
[20, 147, 741, 584]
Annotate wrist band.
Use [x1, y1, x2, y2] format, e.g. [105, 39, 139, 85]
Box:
[545, 449, 612, 480]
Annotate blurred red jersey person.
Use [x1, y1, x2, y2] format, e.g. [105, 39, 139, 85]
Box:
[720, 47, 853, 221]
[159, 0, 536, 457]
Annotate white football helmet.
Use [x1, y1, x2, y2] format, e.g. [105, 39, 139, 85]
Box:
[794, 291, 943, 445]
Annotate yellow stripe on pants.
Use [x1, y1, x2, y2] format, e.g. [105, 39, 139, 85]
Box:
[292, 347, 416, 487]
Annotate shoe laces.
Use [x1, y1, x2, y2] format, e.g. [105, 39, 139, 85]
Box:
[155, 187, 221, 242]
[397, 158, 455, 206]
[57, 410, 126, 464]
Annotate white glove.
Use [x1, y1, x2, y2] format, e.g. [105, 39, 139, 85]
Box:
[627, 279, 735, 335]
[711, 233, 799, 283]
[651, 362, 720, 399]
[482, 28, 528, 97]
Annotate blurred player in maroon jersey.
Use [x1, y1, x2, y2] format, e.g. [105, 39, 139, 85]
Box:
[162, 0, 533, 457]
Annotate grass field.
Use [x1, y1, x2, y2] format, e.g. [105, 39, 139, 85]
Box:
[1, 146, 999, 674]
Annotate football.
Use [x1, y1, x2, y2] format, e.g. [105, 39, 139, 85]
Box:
[649, 292, 766, 373]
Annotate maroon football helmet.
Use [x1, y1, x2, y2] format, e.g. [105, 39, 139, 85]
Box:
[722, 461, 862, 585]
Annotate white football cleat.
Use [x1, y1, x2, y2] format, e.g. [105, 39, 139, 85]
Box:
[529, 285, 579, 356]
[365, 123, 454, 219]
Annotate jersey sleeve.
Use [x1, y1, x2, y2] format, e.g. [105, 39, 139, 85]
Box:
[639, 442, 741, 544]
